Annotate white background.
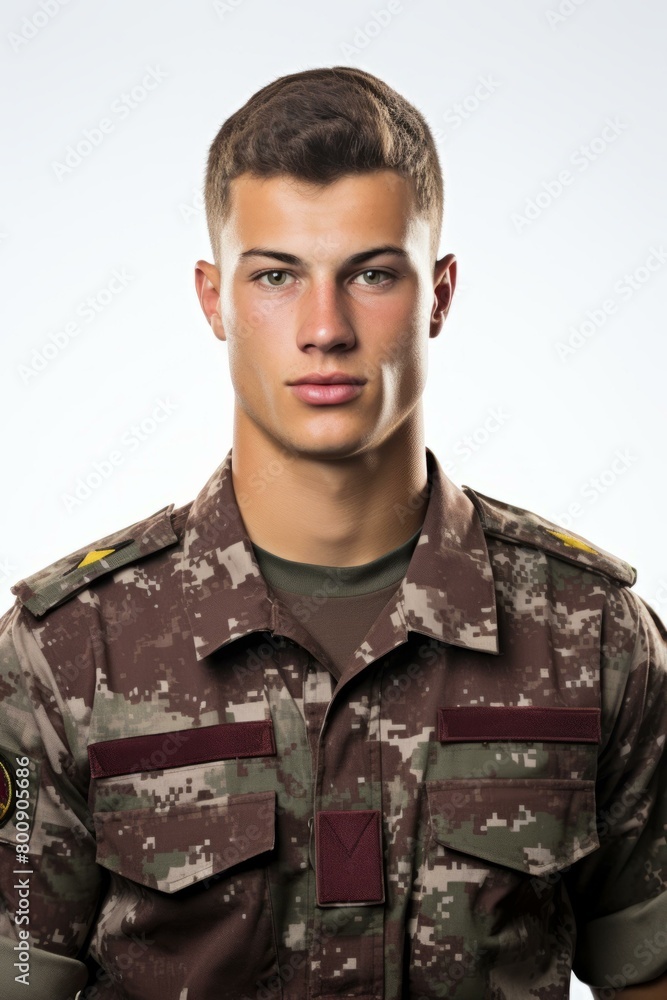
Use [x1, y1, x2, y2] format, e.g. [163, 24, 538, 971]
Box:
[1, 1, 666, 995]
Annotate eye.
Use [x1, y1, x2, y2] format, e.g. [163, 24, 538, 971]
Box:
[255, 270, 293, 287]
[352, 269, 394, 286]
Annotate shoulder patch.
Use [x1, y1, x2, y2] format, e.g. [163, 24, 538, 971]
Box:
[0, 752, 15, 829]
[462, 485, 637, 587]
[11, 503, 180, 618]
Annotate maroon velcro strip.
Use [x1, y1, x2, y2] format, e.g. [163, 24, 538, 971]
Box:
[88, 719, 276, 778]
[315, 809, 384, 906]
[437, 706, 600, 743]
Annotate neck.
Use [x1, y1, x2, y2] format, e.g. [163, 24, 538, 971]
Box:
[230, 412, 428, 566]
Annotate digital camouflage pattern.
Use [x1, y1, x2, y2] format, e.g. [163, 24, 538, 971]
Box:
[0, 444, 666, 999]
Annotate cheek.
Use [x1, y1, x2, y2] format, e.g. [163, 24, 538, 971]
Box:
[221, 285, 271, 362]
[383, 323, 428, 401]
[226, 333, 281, 402]
[225, 337, 249, 387]
[398, 344, 428, 402]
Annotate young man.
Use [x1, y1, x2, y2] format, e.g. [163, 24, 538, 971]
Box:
[0, 66, 665, 1000]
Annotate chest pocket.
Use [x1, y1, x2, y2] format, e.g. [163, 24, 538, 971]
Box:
[88, 720, 278, 893]
[426, 774, 598, 877]
[93, 786, 276, 893]
[425, 705, 601, 875]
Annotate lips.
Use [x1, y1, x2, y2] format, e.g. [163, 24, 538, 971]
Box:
[289, 382, 365, 405]
[288, 372, 367, 386]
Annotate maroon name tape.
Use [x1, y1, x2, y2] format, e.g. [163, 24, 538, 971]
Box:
[438, 706, 601, 743]
[88, 719, 276, 778]
[315, 809, 384, 906]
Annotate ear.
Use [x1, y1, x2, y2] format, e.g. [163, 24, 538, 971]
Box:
[194, 260, 225, 341]
[430, 253, 457, 339]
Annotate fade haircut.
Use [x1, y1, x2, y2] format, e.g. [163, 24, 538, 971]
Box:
[204, 66, 444, 270]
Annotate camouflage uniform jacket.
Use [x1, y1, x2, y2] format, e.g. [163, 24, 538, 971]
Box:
[0, 445, 666, 1000]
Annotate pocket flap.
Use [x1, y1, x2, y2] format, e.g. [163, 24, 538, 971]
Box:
[426, 778, 599, 876]
[94, 789, 275, 893]
[88, 720, 276, 778]
[437, 706, 601, 743]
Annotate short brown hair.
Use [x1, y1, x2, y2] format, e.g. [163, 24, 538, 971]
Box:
[204, 66, 444, 269]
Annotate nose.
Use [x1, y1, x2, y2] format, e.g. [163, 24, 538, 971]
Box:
[295, 280, 356, 354]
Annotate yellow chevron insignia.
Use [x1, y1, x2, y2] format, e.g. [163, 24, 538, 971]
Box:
[76, 548, 117, 569]
[545, 529, 598, 554]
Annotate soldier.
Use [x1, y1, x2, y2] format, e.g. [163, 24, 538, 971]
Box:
[1, 66, 666, 999]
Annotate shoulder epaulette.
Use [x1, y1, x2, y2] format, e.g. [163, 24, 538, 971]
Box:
[462, 485, 637, 587]
[11, 503, 181, 618]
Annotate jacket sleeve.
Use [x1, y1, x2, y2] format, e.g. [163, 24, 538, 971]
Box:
[563, 585, 667, 991]
[0, 599, 102, 999]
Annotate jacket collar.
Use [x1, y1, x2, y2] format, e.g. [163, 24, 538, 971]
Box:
[181, 446, 500, 662]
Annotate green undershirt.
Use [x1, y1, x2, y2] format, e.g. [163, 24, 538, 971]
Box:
[251, 525, 422, 678]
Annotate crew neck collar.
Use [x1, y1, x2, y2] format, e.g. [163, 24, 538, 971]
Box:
[251, 523, 423, 597]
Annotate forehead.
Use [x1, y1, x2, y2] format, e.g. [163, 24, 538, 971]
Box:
[223, 170, 426, 250]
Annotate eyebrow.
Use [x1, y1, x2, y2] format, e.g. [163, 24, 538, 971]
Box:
[238, 244, 410, 267]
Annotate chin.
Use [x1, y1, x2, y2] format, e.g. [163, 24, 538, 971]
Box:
[288, 436, 373, 460]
